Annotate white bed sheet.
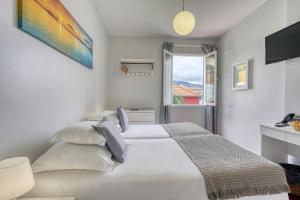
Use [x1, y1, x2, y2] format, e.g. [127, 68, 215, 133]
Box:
[26, 139, 288, 200]
[122, 124, 170, 139]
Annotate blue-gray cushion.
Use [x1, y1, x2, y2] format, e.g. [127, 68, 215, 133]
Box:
[92, 120, 127, 163]
[117, 107, 129, 132]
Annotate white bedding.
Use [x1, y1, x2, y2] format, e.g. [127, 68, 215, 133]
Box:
[26, 139, 288, 200]
[122, 124, 170, 139]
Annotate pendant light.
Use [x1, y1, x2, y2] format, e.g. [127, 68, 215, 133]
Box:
[173, 0, 196, 36]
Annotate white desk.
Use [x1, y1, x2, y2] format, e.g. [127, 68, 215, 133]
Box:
[261, 124, 300, 164]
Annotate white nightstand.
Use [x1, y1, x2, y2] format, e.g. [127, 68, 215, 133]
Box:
[19, 198, 75, 200]
[125, 109, 155, 124]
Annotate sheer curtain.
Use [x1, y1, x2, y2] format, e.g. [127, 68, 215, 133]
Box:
[161, 42, 173, 124]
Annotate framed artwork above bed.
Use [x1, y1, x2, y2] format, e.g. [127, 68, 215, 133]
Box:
[18, 0, 93, 69]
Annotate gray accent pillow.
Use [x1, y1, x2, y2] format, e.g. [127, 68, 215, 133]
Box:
[92, 120, 127, 163]
[117, 107, 129, 132]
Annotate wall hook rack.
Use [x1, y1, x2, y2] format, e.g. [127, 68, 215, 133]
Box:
[120, 59, 154, 76]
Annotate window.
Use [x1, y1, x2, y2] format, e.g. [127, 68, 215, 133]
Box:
[172, 55, 204, 105]
[163, 50, 217, 107]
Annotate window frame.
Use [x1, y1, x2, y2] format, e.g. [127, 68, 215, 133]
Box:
[163, 49, 173, 106]
[203, 51, 218, 106]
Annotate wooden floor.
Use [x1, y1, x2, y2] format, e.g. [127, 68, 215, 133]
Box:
[290, 194, 300, 200]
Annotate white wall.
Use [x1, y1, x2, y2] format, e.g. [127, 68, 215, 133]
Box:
[0, 0, 108, 161]
[285, 0, 300, 115]
[107, 36, 216, 124]
[218, 0, 288, 154]
[168, 106, 206, 128]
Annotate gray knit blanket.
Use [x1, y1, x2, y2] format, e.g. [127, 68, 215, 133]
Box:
[163, 123, 290, 200]
[163, 122, 211, 137]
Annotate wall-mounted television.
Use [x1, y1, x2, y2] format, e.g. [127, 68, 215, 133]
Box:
[265, 21, 300, 65]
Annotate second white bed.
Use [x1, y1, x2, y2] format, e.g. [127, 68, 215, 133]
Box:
[122, 124, 170, 139]
[26, 139, 288, 200]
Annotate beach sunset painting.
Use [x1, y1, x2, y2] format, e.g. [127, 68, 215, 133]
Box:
[18, 0, 93, 69]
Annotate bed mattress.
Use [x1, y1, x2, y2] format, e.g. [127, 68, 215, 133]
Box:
[122, 124, 170, 139]
[26, 139, 288, 200]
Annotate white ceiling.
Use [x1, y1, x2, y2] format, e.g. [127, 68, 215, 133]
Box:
[93, 0, 267, 38]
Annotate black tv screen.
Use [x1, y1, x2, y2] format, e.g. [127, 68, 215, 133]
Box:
[265, 21, 300, 64]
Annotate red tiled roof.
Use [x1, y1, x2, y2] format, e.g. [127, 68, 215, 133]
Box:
[172, 84, 202, 97]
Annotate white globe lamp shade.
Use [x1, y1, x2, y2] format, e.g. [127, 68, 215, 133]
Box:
[173, 10, 196, 36]
[0, 157, 35, 200]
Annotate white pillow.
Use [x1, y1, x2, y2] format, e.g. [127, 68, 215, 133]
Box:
[32, 142, 115, 173]
[53, 121, 106, 146]
[88, 110, 120, 125]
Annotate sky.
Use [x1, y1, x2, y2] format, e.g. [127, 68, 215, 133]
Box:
[173, 55, 204, 85]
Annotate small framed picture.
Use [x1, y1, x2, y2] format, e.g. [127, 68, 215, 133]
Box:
[232, 60, 249, 90]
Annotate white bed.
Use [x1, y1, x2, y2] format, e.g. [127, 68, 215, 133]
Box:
[122, 124, 170, 139]
[26, 139, 288, 200]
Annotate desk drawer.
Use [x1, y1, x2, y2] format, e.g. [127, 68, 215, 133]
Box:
[261, 126, 286, 141]
[287, 132, 300, 146]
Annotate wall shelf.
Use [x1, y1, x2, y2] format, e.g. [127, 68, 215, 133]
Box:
[120, 59, 154, 76]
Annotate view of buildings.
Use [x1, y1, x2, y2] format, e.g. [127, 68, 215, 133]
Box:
[172, 55, 204, 105]
[172, 81, 203, 105]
